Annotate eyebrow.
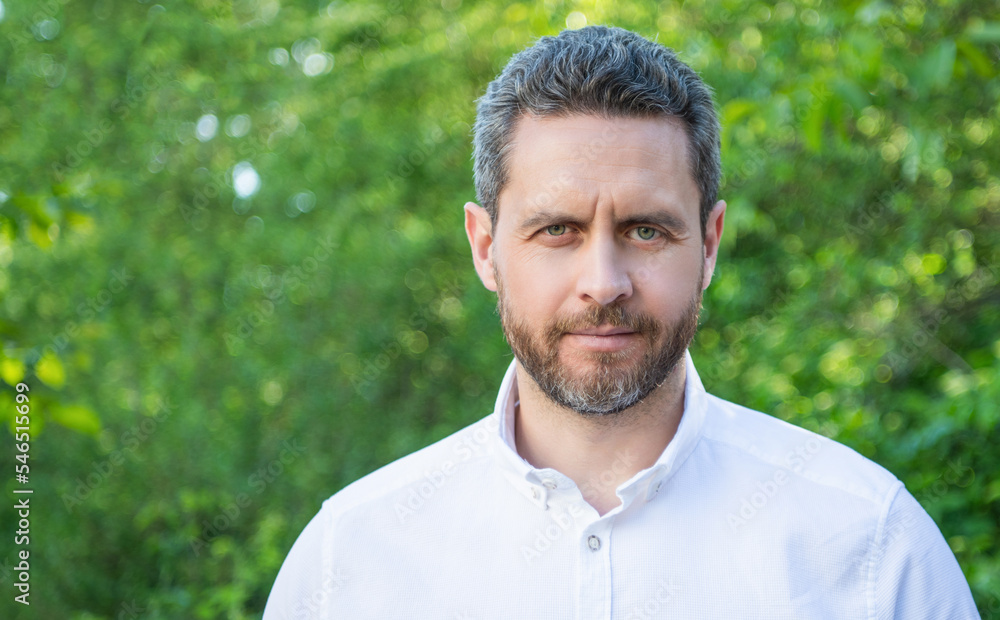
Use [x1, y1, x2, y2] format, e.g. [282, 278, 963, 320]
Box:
[516, 210, 689, 235]
[619, 212, 689, 235]
[517, 210, 577, 232]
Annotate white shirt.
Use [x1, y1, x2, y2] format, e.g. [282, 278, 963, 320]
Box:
[264, 352, 979, 619]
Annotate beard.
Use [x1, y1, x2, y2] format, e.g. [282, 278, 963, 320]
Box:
[496, 270, 703, 417]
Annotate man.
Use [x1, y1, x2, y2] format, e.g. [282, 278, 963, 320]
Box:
[264, 26, 979, 618]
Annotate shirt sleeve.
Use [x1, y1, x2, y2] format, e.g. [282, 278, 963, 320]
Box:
[262, 506, 331, 620]
[873, 485, 980, 619]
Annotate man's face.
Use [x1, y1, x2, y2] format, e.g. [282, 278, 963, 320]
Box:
[466, 114, 725, 416]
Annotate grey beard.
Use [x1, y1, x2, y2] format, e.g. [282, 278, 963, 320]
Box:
[497, 281, 702, 416]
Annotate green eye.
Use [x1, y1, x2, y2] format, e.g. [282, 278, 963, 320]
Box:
[546, 224, 567, 236]
[634, 226, 657, 240]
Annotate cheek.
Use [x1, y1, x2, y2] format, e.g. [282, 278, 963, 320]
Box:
[631, 247, 702, 291]
[501, 253, 574, 315]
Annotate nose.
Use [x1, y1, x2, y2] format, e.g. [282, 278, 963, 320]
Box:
[575, 235, 633, 306]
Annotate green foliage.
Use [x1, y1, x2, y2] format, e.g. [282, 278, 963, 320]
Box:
[0, 0, 997, 617]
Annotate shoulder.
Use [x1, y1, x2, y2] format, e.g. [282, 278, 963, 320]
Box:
[698, 391, 900, 507]
[262, 417, 501, 619]
[318, 412, 500, 520]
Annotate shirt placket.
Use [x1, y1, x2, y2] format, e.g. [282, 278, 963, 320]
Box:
[576, 513, 614, 620]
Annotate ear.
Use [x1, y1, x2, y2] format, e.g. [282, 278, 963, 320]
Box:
[464, 202, 498, 292]
[701, 200, 726, 291]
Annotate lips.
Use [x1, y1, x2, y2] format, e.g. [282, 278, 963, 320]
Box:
[562, 327, 641, 353]
[568, 326, 637, 337]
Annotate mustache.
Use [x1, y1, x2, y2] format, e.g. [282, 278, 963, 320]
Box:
[550, 304, 661, 336]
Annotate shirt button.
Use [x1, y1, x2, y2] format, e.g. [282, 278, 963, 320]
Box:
[531, 487, 539, 500]
[587, 535, 601, 551]
[542, 479, 557, 490]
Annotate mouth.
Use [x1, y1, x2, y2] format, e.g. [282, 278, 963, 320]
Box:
[562, 325, 642, 353]
[568, 326, 637, 337]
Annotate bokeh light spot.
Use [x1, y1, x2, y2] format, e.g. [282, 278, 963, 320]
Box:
[196, 114, 218, 141]
[36, 18, 60, 40]
[226, 114, 251, 138]
[566, 11, 587, 29]
[232, 162, 261, 198]
[303, 53, 334, 77]
[269, 48, 289, 66]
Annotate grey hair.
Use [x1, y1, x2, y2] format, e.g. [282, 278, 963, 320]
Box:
[472, 25, 721, 237]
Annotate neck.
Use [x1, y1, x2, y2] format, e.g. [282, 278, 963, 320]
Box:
[513, 361, 687, 516]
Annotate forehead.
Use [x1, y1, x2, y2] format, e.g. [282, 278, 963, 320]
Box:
[497, 114, 699, 225]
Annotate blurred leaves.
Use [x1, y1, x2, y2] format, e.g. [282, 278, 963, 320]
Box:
[0, 0, 998, 618]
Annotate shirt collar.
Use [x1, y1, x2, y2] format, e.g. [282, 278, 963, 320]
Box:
[490, 350, 708, 511]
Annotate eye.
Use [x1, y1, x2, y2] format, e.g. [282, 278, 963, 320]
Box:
[632, 226, 659, 241]
[545, 224, 567, 236]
